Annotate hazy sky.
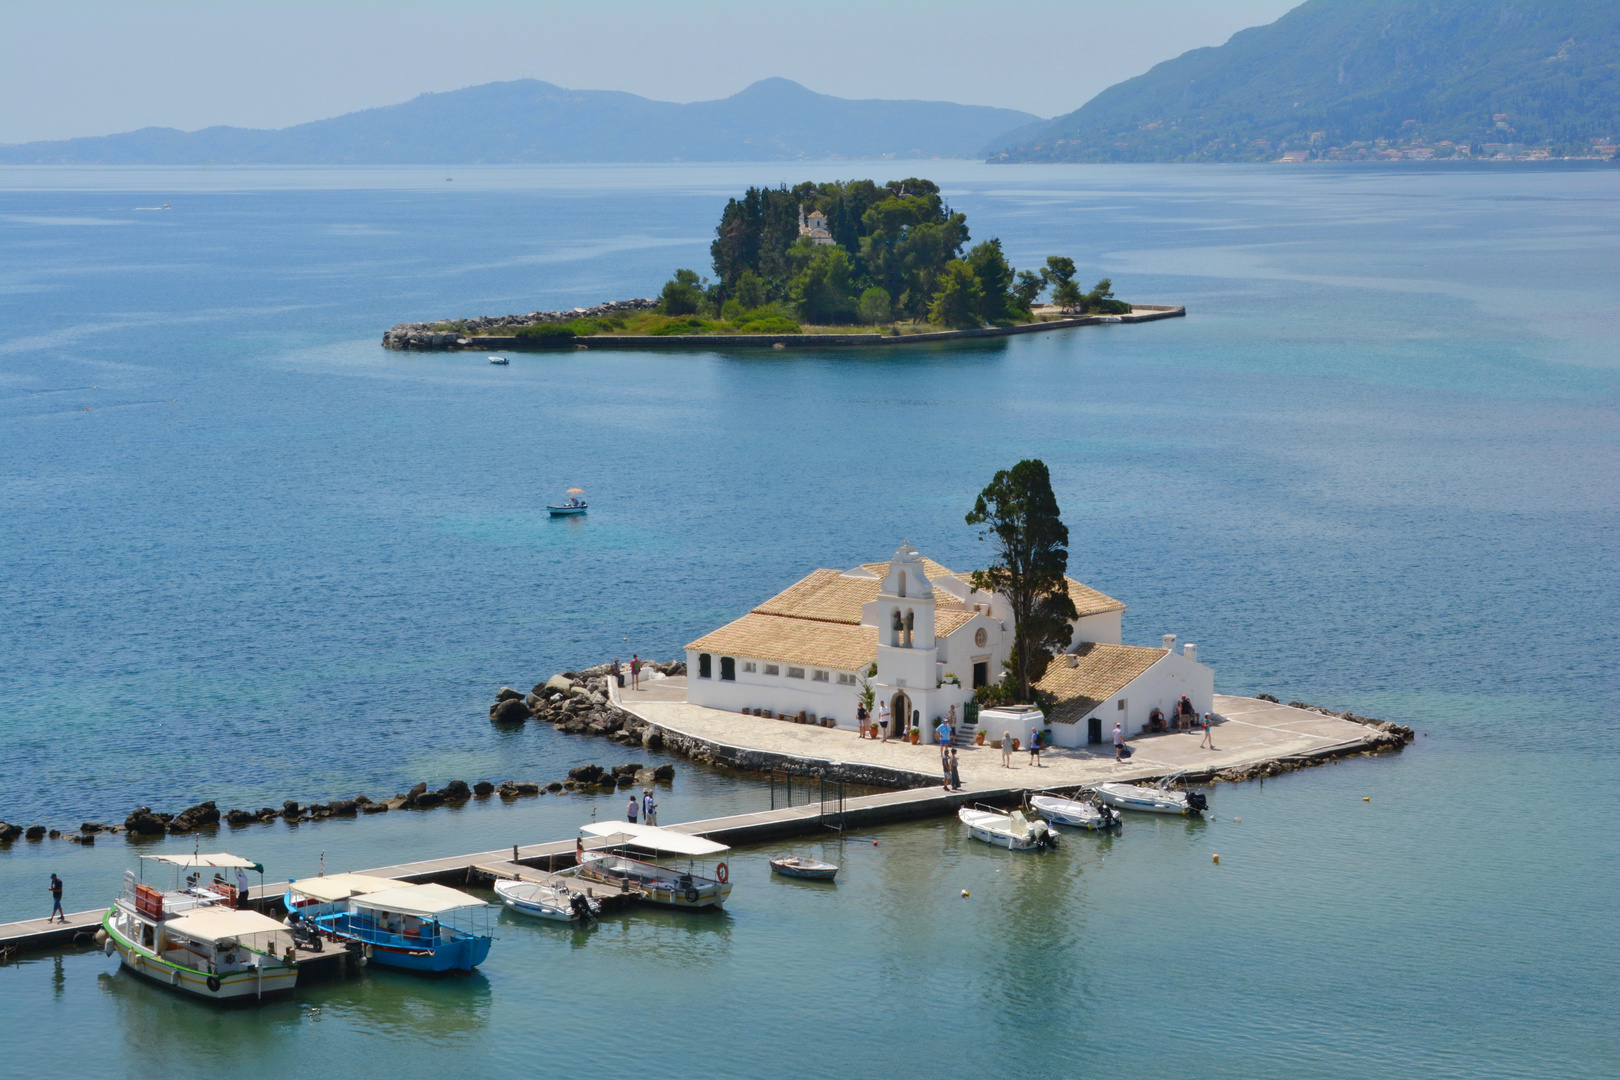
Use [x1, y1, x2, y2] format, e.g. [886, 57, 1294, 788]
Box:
[1, 0, 1301, 144]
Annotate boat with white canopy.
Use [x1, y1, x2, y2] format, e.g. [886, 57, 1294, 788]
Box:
[959, 806, 1058, 850]
[576, 822, 732, 909]
[283, 872, 398, 920]
[101, 852, 298, 1001]
[311, 882, 494, 972]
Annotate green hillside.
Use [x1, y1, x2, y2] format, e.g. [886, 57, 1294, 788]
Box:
[990, 0, 1620, 162]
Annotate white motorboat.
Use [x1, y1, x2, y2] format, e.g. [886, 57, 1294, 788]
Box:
[1030, 794, 1121, 831]
[101, 852, 298, 1002]
[1094, 781, 1207, 816]
[494, 878, 601, 923]
[576, 822, 732, 909]
[958, 806, 1058, 850]
[489, 355, 509, 365]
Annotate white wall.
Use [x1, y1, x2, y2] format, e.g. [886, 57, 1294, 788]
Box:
[1045, 648, 1215, 749]
[1069, 610, 1122, 646]
[685, 649, 864, 727]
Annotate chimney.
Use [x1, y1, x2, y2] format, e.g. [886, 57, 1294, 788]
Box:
[1183, 643, 1197, 663]
[1162, 633, 1176, 652]
[1067, 653, 1078, 669]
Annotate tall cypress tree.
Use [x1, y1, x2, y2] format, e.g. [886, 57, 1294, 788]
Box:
[965, 459, 1079, 701]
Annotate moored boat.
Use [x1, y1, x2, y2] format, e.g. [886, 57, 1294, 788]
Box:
[576, 822, 732, 909]
[102, 852, 298, 1002]
[283, 872, 397, 919]
[489, 355, 509, 365]
[494, 877, 601, 923]
[311, 883, 494, 972]
[959, 806, 1058, 850]
[770, 856, 838, 881]
[1094, 781, 1207, 816]
[1031, 793, 1121, 831]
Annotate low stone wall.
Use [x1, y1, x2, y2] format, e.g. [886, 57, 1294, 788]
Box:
[384, 305, 1185, 352]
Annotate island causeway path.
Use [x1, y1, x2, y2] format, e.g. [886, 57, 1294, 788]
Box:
[0, 687, 1395, 954]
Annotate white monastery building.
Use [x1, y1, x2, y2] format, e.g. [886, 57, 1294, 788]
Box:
[797, 205, 834, 245]
[685, 543, 1213, 747]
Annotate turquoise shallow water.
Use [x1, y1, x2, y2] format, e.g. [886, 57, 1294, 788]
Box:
[1, 162, 1617, 1077]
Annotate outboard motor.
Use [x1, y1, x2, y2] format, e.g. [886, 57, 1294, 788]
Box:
[569, 892, 596, 921]
[1186, 791, 1208, 814]
[1036, 823, 1058, 849]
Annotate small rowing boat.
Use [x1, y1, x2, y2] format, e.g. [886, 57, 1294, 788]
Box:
[959, 806, 1058, 850]
[1094, 780, 1207, 816]
[548, 486, 587, 516]
[1030, 793, 1121, 831]
[770, 856, 838, 881]
[494, 878, 601, 923]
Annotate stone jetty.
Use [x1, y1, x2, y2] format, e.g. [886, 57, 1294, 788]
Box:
[383, 298, 658, 350]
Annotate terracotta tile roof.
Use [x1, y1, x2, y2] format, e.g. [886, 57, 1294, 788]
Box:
[934, 609, 978, 636]
[1063, 577, 1126, 618]
[686, 613, 878, 673]
[751, 569, 878, 624]
[1033, 643, 1166, 723]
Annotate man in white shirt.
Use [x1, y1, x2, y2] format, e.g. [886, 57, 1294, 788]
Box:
[1113, 722, 1125, 760]
[877, 701, 891, 742]
[236, 866, 250, 909]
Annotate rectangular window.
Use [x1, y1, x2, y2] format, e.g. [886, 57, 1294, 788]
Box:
[812, 670, 829, 682]
[836, 673, 855, 685]
[786, 667, 805, 679]
[698, 654, 711, 679]
[764, 664, 780, 676]
[720, 657, 736, 681]
[742, 661, 757, 673]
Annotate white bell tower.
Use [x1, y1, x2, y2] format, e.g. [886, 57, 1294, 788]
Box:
[862, 542, 943, 739]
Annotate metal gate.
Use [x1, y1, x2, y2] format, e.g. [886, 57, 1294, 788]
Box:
[768, 769, 846, 832]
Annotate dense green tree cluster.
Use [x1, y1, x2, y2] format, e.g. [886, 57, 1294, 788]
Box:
[656, 178, 1117, 328]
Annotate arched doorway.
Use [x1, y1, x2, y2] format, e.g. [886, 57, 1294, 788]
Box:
[891, 692, 910, 739]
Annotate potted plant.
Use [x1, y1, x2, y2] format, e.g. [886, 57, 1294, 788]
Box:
[909, 726, 920, 744]
[869, 722, 879, 739]
[975, 730, 985, 746]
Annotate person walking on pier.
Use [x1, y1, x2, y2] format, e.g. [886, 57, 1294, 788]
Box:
[1001, 731, 1013, 768]
[627, 794, 639, 824]
[1113, 722, 1125, 761]
[48, 873, 64, 922]
[1201, 712, 1215, 750]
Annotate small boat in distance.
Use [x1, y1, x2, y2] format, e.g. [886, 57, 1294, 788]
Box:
[1031, 793, 1121, 832]
[548, 487, 587, 516]
[489, 355, 509, 365]
[1094, 779, 1207, 816]
[494, 877, 601, 923]
[770, 856, 838, 881]
[959, 806, 1058, 850]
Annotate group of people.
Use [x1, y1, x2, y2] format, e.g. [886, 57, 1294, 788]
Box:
[625, 786, 658, 825]
[611, 655, 643, 691]
[998, 729, 1045, 768]
[855, 699, 895, 740]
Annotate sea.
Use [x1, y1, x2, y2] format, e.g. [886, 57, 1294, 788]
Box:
[0, 161, 1615, 1079]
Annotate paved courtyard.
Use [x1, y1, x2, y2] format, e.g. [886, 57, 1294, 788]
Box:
[614, 676, 1373, 792]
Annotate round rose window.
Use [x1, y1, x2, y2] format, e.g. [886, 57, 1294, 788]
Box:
[975, 628, 988, 648]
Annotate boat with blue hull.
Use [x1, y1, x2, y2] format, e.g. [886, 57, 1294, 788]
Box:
[310, 883, 494, 973]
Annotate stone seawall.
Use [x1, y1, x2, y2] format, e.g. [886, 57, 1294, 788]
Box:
[383, 305, 1185, 351]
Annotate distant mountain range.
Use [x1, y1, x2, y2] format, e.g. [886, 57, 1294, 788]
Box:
[0, 78, 1039, 165]
[989, 0, 1620, 162]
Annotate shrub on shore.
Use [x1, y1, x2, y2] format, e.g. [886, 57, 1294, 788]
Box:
[514, 323, 577, 346]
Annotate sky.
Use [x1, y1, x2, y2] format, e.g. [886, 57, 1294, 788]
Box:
[0, 0, 1302, 144]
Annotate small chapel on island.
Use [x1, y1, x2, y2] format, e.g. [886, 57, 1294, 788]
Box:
[685, 542, 1213, 747]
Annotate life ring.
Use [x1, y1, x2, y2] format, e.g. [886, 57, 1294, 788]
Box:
[684, 887, 700, 904]
[715, 862, 729, 884]
[206, 974, 221, 993]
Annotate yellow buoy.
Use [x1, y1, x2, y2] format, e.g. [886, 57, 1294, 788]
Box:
[1212, 854, 1220, 864]
[1363, 796, 1370, 802]
[961, 890, 969, 898]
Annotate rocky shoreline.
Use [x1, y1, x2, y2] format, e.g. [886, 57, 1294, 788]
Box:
[383, 298, 658, 350]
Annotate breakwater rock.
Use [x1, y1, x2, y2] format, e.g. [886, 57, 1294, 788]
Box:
[490, 660, 685, 749]
[383, 298, 658, 350]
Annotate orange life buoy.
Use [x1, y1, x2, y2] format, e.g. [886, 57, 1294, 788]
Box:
[716, 861, 729, 884]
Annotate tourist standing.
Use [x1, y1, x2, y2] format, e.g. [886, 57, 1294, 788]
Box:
[1001, 731, 1013, 768]
[630, 654, 642, 691]
[877, 700, 890, 742]
[627, 794, 639, 824]
[1029, 728, 1042, 766]
[856, 702, 868, 738]
[48, 873, 64, 923]
[612, 657, 623, 689]
[942, 748, 952, 790]
[1201, 712, 1215, 750]
[1113, 722, 1125, 760]
[949, 748, 961, 791]
[642, 788, 657, 826]
[236, 865, 251, 909]
[936, 718, 951, 749]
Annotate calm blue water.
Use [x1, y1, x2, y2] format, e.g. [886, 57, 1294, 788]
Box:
[1, 162, 1616, 1078]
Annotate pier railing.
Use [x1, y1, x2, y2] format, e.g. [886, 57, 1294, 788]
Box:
[768, 770, 845, 832]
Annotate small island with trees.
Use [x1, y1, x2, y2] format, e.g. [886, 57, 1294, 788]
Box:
[381, 177, 1181, 351]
